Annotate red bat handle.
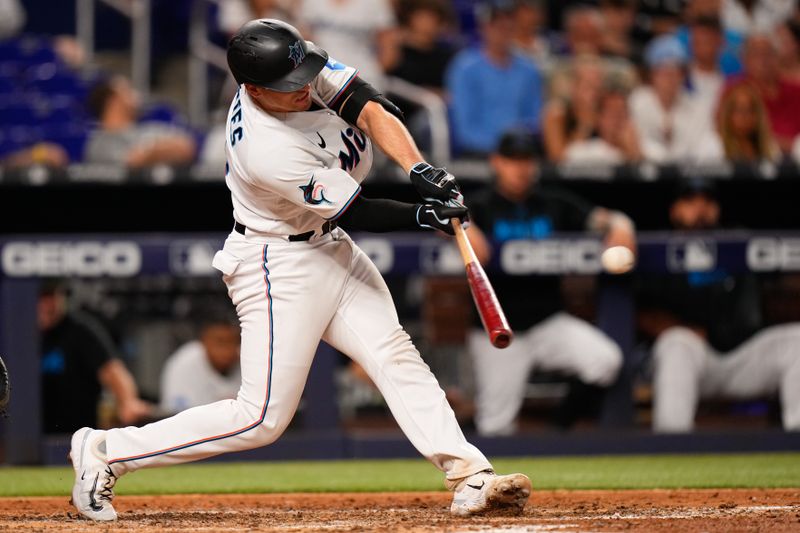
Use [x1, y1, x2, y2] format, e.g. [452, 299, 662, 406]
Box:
[465, 261, 513, 348]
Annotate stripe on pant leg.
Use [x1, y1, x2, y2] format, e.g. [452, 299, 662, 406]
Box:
[108, 244, 274, 465]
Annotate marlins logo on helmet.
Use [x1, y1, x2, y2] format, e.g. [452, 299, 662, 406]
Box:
[288, 40, 305, 68]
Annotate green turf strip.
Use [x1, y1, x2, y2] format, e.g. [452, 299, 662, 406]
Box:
[0, 453, 798, 497]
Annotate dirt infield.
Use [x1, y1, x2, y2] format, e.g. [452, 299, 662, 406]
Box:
[0, 489, 798, 532]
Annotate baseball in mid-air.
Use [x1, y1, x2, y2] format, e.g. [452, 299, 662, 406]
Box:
[601, 246, 635, 274]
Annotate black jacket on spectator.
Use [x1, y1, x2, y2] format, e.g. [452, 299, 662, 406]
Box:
[389, 43, 456, 89]
[468, 185, 593, 331]
[41, 312, 114, 434]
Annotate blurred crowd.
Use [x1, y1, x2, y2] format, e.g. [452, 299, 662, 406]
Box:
[2, 0, 800, 168]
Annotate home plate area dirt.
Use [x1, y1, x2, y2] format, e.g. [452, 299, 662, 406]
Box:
[1, 489, 799, 532]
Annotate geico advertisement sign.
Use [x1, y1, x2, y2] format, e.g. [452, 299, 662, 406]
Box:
[747, 238, 800, 271]
[1, 242, 141, 277]
[500, 240, 603, 274]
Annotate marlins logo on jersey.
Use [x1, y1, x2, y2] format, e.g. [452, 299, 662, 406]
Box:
[299, 176, 331, 205]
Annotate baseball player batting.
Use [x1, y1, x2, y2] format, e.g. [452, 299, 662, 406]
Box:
[69, 19, 531, 521]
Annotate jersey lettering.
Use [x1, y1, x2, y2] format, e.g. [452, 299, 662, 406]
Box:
[338, 128, 367, 172]
[230, 90, 244, 146]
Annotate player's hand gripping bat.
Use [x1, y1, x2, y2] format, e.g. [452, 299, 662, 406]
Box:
[451, 219, 513, 349]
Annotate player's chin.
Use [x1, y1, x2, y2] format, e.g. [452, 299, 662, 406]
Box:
[294, 93, 312, 111]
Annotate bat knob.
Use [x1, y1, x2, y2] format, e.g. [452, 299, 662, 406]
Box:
[491, 331, 513, 349]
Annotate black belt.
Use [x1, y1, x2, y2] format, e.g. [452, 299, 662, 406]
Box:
[234, 220, 337, 241]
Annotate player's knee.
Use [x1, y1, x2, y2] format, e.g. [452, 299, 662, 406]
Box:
[578, 337, 623, 387]
[594, 341, 623, 386]
[380, 329, 425, 368]
[653, 327, 705, 369]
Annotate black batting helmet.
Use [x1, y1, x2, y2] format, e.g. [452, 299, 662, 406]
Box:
[227, 19, 328, 92]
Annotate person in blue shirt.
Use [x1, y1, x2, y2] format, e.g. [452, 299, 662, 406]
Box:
[446, 0, 543, 155]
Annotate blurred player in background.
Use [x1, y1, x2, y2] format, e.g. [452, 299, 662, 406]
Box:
[465, 128, 633, 436]
[38, 281, 151, 434]
[160, 309, 241, 414]
[638, 179, 800, 433]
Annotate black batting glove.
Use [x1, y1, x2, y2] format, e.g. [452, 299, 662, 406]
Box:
[415, 203, 468, 236]
[409, 162, 464, 206]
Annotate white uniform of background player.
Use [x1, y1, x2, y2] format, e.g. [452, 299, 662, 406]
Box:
[160, 341, 240, 413]
[69, 20, 531, 521]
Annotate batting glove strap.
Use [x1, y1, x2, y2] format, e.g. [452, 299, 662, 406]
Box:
[409, 162, 463, 205]
[415, 203, 468, 236]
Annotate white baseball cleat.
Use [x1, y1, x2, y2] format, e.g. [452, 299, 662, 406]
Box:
[450, 470, 532, 516]
[69, 427, 118, 521]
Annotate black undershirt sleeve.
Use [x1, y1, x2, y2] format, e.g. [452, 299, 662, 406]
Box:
[332, 77, 404, 126]
[336, 195, 420, 232]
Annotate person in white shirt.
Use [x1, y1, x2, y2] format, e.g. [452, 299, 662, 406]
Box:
[629, 35, 717, 162]
[297, 0, 399, 90]
[721, 0, 796, 35]
[565, 88, 641, 164]
[687, 16, 726, 118]
[160, 313, 241, 414]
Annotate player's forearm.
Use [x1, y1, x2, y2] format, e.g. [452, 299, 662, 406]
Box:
[356, 101, 423, 173]
[337, 195, 466, 234]
[98, 359, 140, 405]
[336, 196, 419, 232]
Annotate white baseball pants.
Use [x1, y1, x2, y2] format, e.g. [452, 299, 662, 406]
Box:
[105, 229, 491, 481]
[652, 325, 800, 432]
[469, 312, 623, 436]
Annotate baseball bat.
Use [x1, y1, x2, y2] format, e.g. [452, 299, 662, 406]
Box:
[451, 219, 513, 349]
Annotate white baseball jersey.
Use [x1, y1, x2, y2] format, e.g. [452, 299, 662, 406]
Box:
[225, 57, 372, 235]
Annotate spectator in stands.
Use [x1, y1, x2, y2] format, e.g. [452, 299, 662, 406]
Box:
[741, 33, 800, 152]
[446, 0, 543, 155]
[510, 0, 554, 68]
[686, 16, 726, 118]
[84, 76, 197, 168]
[721, 0, 795, 35]
[39, 281, 151, 434]
[542, 55, 606, 162]
[775, 21, 800, 83]
[676, 0, 745, 77]
[160, 310, 241, 414]
[298, 0, 398, 90]
[599, 0, 638, 59]
[629, 35, 716, 162]
[465, 128, 633, 435]
[564, 87, 641, 164]
[632, 0, 684, 45]
[389, 0, 457, 93]
[639, 179, 800, 433]
[558, 5, 604, 56]
[217, 0, 296, 36]
[704, 82, 781, 161]
[0, 0, 24, 39]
